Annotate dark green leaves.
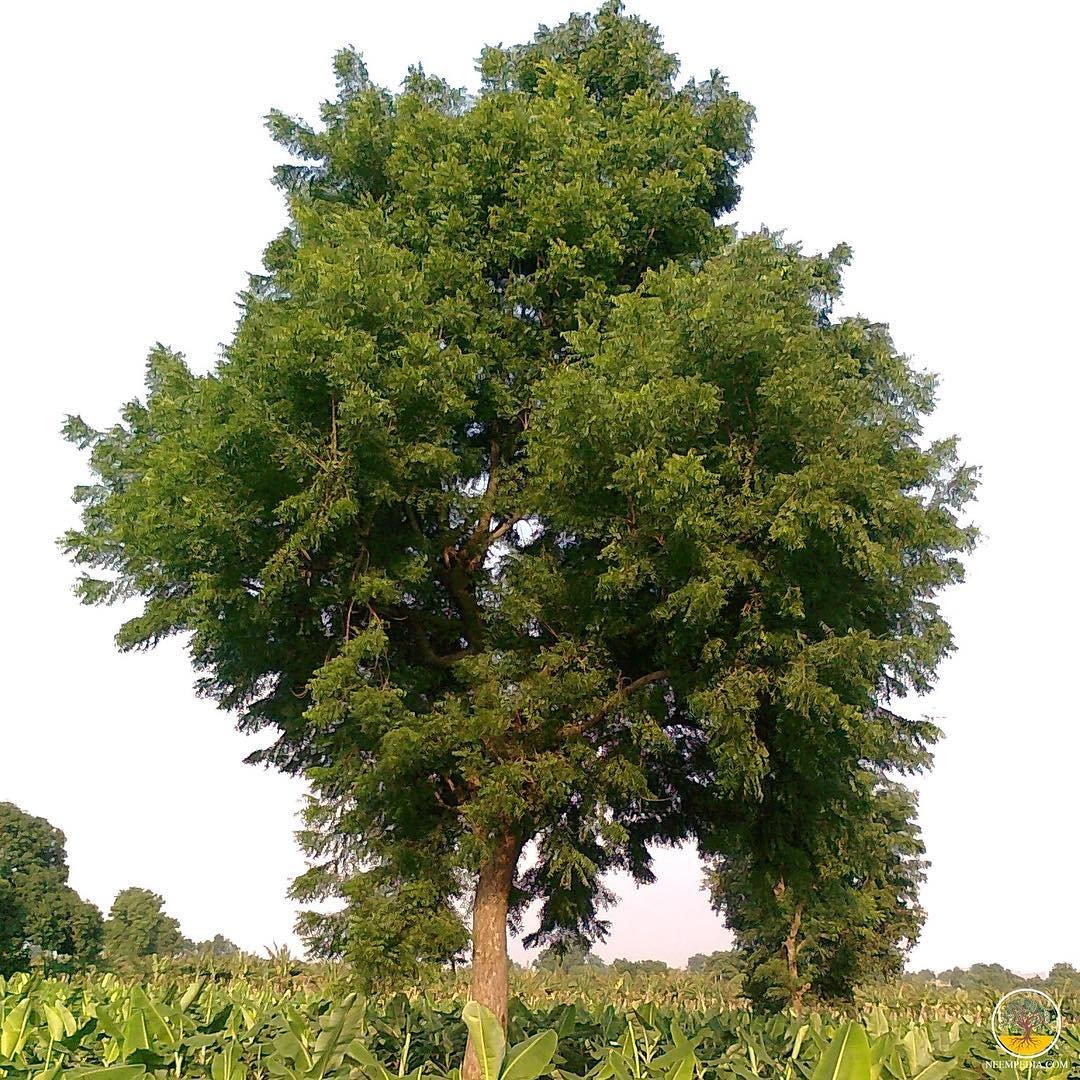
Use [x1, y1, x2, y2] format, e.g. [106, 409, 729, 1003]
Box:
[0, 803, 104, 977]
[62, 4, 972, 986]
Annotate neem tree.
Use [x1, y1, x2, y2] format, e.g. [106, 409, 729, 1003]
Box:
[63, 0, 974, 1057]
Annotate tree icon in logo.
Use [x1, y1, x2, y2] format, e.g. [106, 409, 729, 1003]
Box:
[991, 988, 1061, 1058]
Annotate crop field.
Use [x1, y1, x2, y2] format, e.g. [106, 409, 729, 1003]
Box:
[1, 966, 1077, 1079]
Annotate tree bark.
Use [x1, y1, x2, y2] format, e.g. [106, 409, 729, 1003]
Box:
[463, 830, 521, 1080]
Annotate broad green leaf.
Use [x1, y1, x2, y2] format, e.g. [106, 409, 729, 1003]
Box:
[869, 1032, 895, 1080]
[179, 979, 205, 1012]
[313, 991, 361, 1073]
[344, 1040, 392, 1080]
[462, 1001, 506, 1080]
[865, 1009, 890, 1039]
[272, 1030, 312, 1071]
[92, 1005, 124, 1043]
[501, 1029, 558, 1080]
[790, 1023, 809, 1062]
[122, 1008, 150, 1058]
[210, 1045, 245, 1080]
[130, 987, 174, 1046]
[55, 1000, 79, 1038]
[899, 1028, 933, 1073]
[1, 998, 31, 1058]
[812, 1022, 872, 1080]
[43, 1003, 67, 1042]
[602, 1049, 632, 1080]
[665, 1055, 696, 1080]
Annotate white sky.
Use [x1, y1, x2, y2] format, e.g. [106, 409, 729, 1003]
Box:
[2, 1, 1077, 974]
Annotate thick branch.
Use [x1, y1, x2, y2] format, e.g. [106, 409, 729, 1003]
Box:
[461, 439, 526, 568]
[438, 562, 486, 648]
[562, 669, 670, 739]
[406, 611, 476, 669]
[486, 515, 522, 546]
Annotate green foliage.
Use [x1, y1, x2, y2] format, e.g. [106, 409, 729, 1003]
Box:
[103, 889, 189, 968]
[0, 803, 104, 976]
[1046, 963, 1079, 996]
[461, 1002, 557, 1080]
[292, 863, 469, 986]
[710, 779, 928, 1010]
[500, 1027, 558, 1080]
[533, 946, 604, 973]
[62, 0, 974, 991]
[686, 951, 743, 985]
[2, 966, 1068, 1077]
[811, 1021, 869, 1080]
[610, 959, 669, 976]
[462, 1000, 505, 1079]
[187, 936, 239, 959]
[934, 963, 1018, 993]
[63, 1, 757, 980]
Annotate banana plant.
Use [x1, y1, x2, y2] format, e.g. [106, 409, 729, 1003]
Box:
[811, 1022, 871, 1080]
[460, 1002, 559, 1080]
[1, 997, 32, 1060]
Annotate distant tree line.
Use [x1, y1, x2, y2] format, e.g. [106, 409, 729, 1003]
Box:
[1, 802, 239, 976]
[529, 944, 670, 975]
[904, 961, 1079, 994]
[683, 952, 1080, 998]
[8, 799, 1075, 1003]
[528, 944, 1079, 1001]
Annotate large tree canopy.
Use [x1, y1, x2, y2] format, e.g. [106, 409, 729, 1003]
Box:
[63, 2, 973, 1055]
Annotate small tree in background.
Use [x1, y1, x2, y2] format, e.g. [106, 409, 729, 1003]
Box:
[190, 933, 241, 957]
[611, 958, 669, 975]
[936, 962, 1020, 992]
[103, 887, 189, 966]
[686, 950, 743, 984]
[0, 803, 103, 975]
[533, 943, 605, 972]
[183, 933, 243, 959]
[1046, 963, 1079, 994]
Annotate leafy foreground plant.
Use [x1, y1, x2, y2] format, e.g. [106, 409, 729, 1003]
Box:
[3, 971, 1078, 1078]
[460, 1003, 557, 1080]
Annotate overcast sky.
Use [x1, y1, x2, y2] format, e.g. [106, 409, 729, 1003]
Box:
[3, 1, 1077, 974]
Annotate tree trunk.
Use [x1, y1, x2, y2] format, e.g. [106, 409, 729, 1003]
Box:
[463, 831, 521, 1080]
